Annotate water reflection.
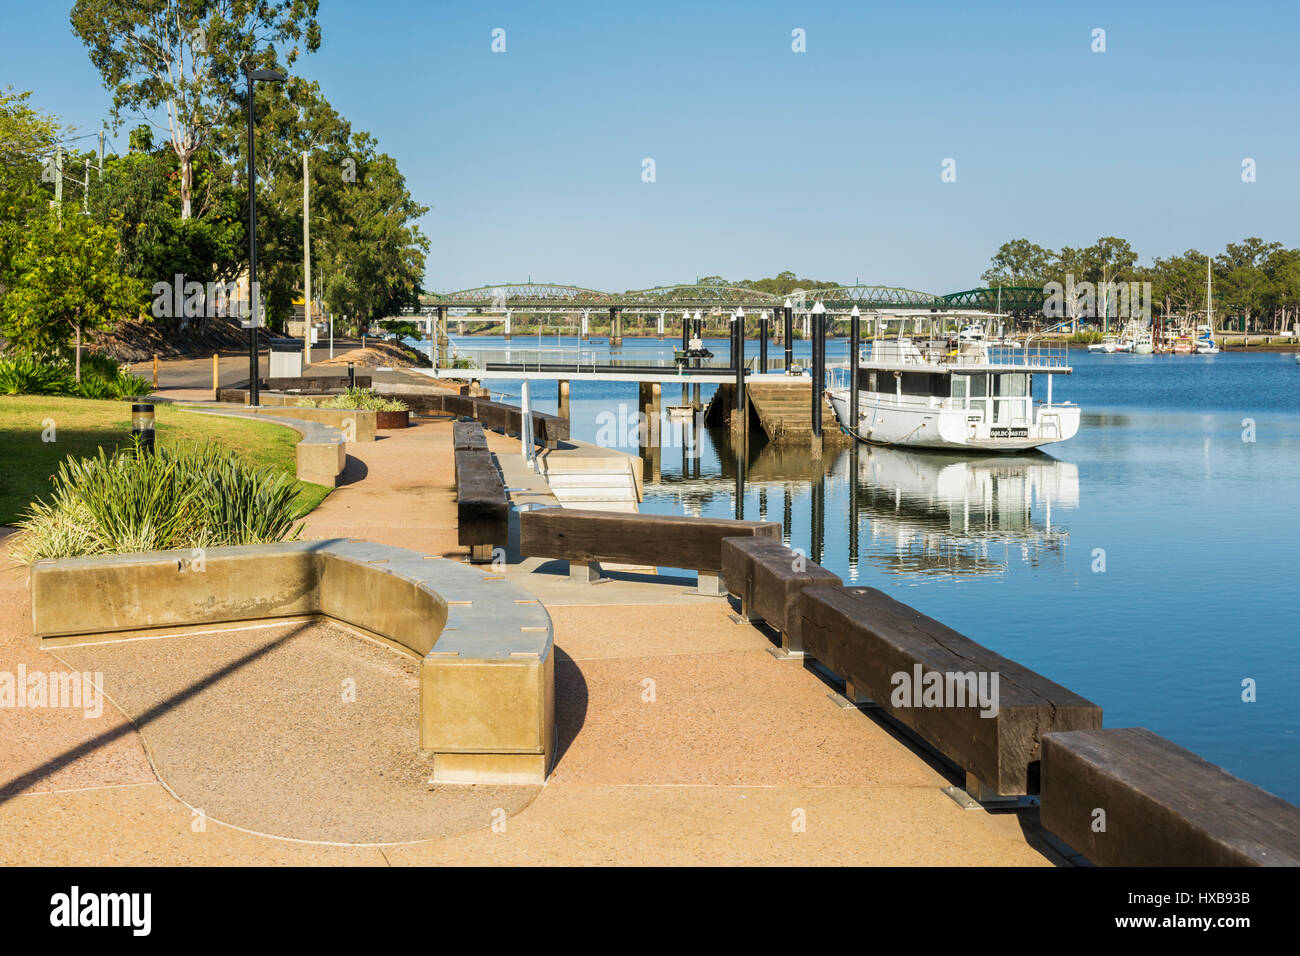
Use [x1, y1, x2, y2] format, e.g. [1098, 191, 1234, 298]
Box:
[647, 433, 1078, 581]
[849, 444, 1076, 579]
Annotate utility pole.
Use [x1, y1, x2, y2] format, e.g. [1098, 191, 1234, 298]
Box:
[303, 150, 312, 366]
[53, 146, 63, 220]
[98, 129, 104, 179]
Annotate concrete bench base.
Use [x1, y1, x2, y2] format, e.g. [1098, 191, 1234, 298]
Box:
[30, 540, 554, 785]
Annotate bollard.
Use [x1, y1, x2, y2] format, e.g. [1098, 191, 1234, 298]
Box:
[347, 361, 355, 388]
[212, 352, 219, 392]
[152, 354, 159, 388]
[131, 403, 155, 455]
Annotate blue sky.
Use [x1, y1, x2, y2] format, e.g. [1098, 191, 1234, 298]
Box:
[3, 0, 1297, 293]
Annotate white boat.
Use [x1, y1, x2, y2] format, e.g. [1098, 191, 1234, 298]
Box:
[1087, 333, 1119, 353]
[826, 314, 1080, 453]
[1197, 260, 1220, 354]
[1117, 322, 1153, 354]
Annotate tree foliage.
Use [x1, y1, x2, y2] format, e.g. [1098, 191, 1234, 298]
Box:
[70, 0, 321, 219]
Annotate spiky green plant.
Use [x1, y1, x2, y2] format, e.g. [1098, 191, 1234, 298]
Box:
[12, 440, 304, 563]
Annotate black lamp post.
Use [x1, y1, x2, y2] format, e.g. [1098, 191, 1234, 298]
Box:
[243, 62, 285, 407]
[810, 300, 826, 439]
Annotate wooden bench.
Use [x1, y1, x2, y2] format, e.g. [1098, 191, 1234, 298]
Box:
[453, 420, 489, 451]
[389, 392, 569, 447]
[721, 537, 841, 656]
[1041, 727, 1300, 865]
[520, 508, 780, 592]
[454, 444, 508, 563]
[797, 585, 1102, 797]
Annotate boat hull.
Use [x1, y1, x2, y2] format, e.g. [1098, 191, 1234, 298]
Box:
[826, 389, 1080, 452]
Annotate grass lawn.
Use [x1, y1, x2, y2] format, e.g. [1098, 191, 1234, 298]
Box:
[0, 396, 332, 526]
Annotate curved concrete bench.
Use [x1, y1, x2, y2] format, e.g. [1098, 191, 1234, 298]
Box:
[182, 406, 347, 487]
[29, 539, 554, 785]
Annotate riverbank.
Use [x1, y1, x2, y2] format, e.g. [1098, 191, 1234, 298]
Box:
[0, 411, 1066, 865]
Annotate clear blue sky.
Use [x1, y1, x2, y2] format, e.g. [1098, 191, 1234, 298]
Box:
[4, 0, 1297, 294]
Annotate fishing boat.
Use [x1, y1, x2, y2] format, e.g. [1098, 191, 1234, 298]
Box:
[1117, 321, 1154, 354]
[826, 313, 1080, 453]
[1087, 334, 1119, 353]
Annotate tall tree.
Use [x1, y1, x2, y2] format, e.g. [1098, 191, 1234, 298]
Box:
[70, 0, 320, 219]
[981, 239, 1055, 287]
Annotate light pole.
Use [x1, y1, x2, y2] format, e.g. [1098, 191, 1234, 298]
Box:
[244, 62, 285, 407]
[783, 298, 794, 371]
[810, 300, 826, 439]
[849, 305, 861, 433]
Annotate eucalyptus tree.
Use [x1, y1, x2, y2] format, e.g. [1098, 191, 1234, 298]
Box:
[70, 0, 321, 220]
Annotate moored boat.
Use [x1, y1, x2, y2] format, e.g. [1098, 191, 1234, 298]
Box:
[826, 314, 1080, 453]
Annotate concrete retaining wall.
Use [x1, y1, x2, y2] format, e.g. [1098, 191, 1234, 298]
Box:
[29, 540, 554, 785]
[182, 407, 347, 487]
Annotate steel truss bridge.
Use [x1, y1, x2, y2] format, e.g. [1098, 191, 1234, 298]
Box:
[409, 283, 1047, 317]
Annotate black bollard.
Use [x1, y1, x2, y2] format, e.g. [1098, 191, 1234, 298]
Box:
[131, 403, 156, 455]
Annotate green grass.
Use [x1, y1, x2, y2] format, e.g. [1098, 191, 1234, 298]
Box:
[0, 396, 331, 526]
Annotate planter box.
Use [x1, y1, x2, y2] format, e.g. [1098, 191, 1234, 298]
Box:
[376, 409, 409, 429]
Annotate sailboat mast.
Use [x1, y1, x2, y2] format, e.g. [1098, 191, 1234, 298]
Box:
[1207, 256, 1213, 329]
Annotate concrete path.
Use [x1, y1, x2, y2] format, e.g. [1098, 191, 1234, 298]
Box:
[0, 419, 1064, 865]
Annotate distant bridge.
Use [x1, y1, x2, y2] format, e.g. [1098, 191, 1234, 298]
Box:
[412, 282, 1047, 316]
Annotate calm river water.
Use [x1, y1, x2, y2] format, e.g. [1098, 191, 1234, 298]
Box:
[425, 335, 1300, 801]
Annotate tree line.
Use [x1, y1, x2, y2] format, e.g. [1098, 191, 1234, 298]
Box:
[981, 237, 1300, 332]
[0, 1, 429, 358]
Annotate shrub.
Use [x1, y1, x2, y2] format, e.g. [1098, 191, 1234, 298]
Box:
[108, 368, 155, 398]
[0, 353, 74, 395]
[297, 387, 407, 412]
[12, 441, 304, 563]
[71, 374, 116, 399]
[0, 351, 153, 400]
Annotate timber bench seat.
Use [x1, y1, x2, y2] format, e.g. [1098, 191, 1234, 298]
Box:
[453, 423, 508, 563]
[797, 585, 1102, 797]
[386, 391, 569, 447]
[453, 420, 489, 451]
[720, 536, 841, 655]
[520, 507, 780, 593]
[1041, 727, 1300, 866]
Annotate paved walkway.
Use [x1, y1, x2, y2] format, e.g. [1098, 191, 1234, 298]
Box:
[0, 413, 1064, 865]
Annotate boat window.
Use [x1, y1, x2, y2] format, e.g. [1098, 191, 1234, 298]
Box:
[995, 373, 1028, 397]
[900, 372, 946, 396]
[969, 373, 988, 398]
[950, 375, 968, 399]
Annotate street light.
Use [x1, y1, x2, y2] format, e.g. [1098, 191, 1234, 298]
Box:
[243, 62, 285, 407]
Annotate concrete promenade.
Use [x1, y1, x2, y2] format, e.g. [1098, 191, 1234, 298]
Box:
[0, 401, 1065, 864]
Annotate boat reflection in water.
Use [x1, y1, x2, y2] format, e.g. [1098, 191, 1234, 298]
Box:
[645, 434, 1079, 583]
[847, 444, 1077, 579]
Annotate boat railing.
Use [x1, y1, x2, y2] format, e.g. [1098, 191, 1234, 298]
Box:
[857, 341, 1071, 371]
